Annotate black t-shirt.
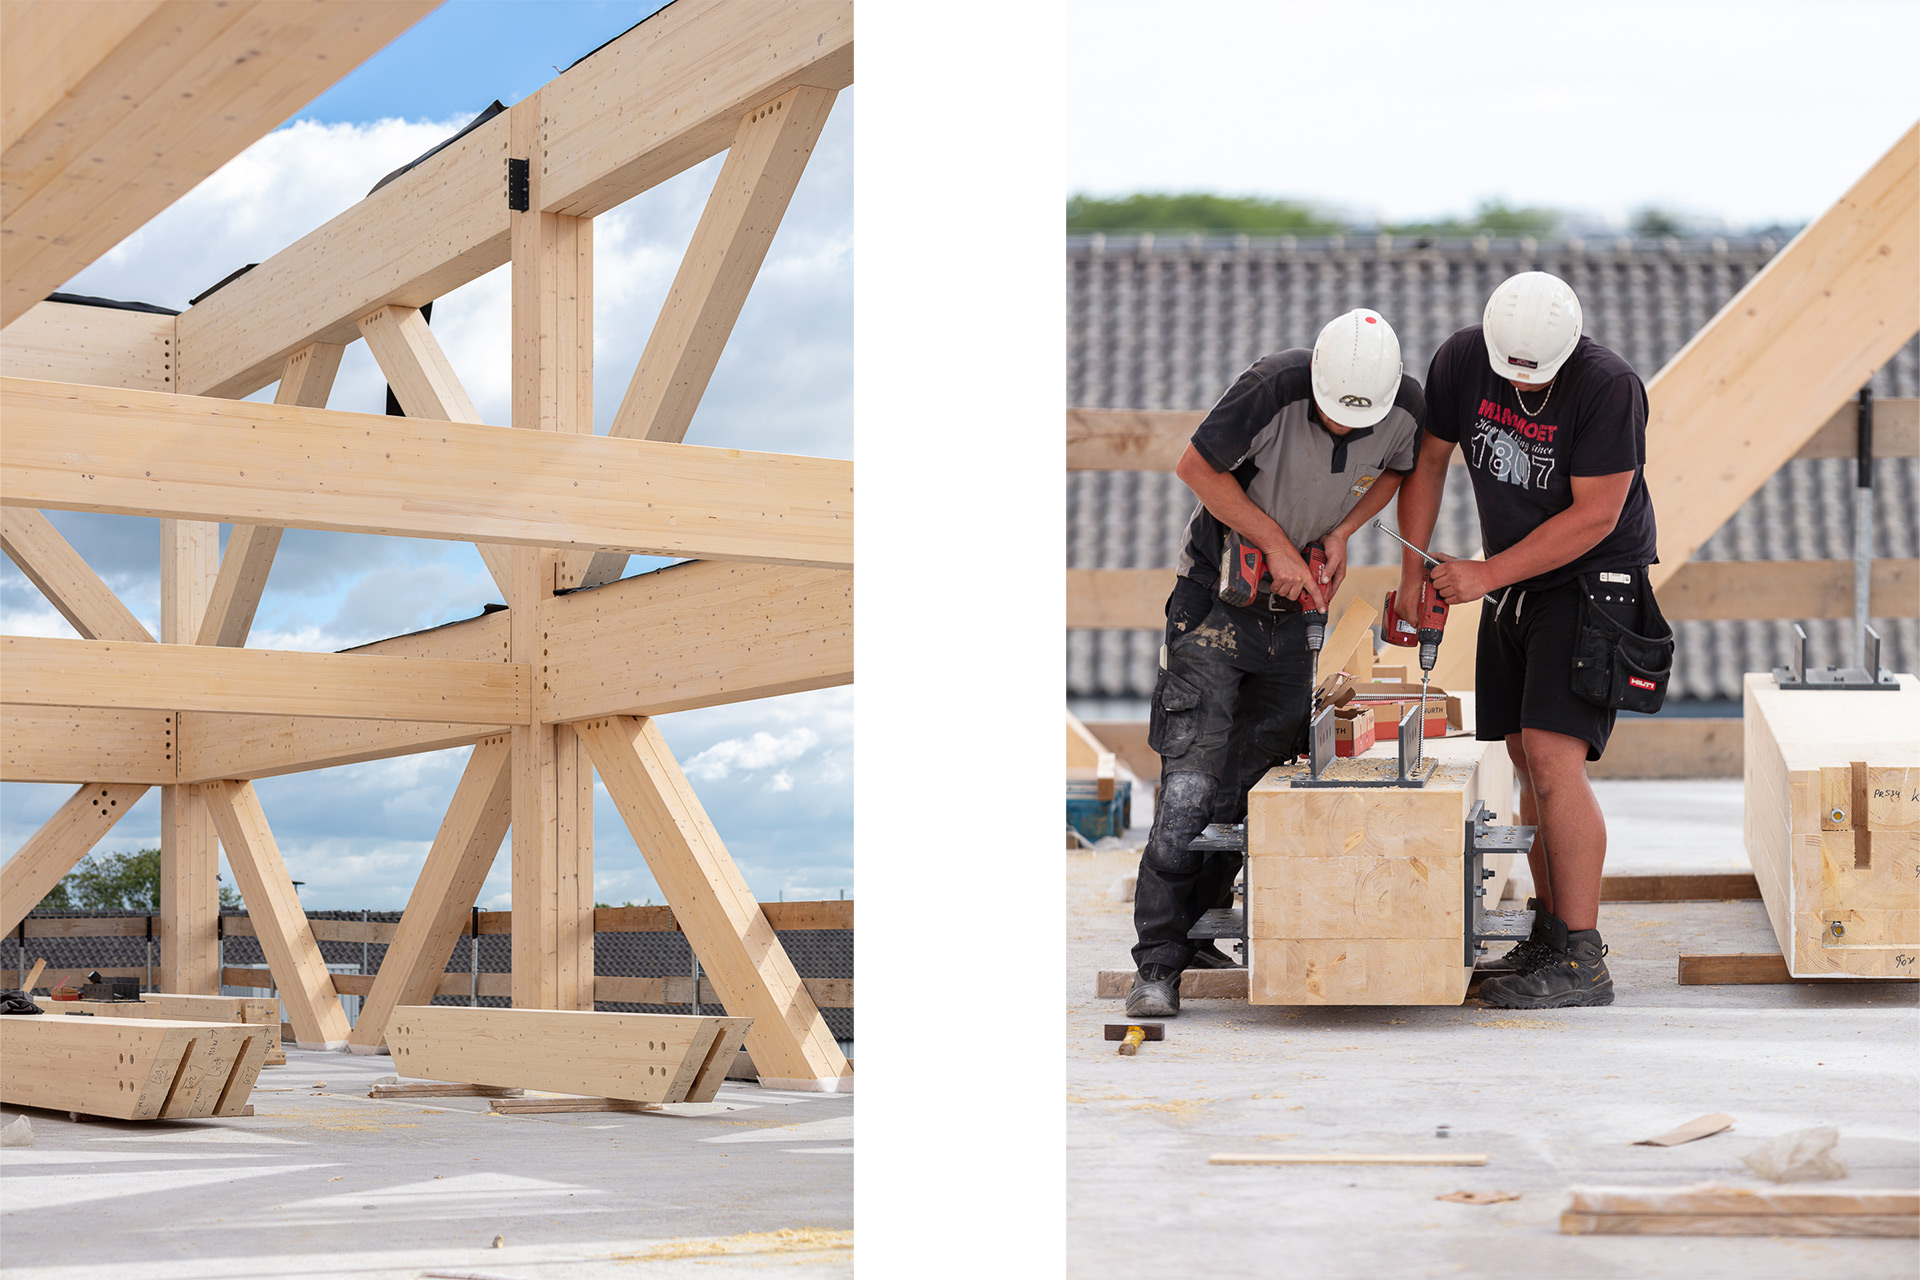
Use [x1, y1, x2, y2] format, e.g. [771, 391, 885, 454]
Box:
[1424, 326, 1657, 590]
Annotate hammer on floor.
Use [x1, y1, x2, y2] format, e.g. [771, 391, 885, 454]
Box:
[1104, 1023, 1165, 1055]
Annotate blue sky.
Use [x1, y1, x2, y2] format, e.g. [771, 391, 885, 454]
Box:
[1, 0, 853, 910]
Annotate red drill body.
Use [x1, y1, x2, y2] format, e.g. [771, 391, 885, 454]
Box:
[1382, 579, 1450, 676]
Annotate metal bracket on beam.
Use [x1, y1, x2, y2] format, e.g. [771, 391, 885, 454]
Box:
[506, 158, 530, 212]
[1291, 705, 1434, 788]
[1772, 623, 1897, 691]
[1463, 801, 1536, 967]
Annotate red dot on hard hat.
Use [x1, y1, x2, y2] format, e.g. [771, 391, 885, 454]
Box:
[1365, 316, 1377, 323]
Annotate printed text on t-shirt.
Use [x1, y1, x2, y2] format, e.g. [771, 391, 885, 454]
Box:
[1470, 410, 1557, 491]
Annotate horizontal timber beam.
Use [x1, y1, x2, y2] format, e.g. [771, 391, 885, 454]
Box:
[177, 608, 508, 783]
[539, 561, 853, 722]
[1, 1, 435, 328]
[0, 301, 175, 391]
[2, 636, 530, 723]
[1064, 400, 1919, 471]
[1, 378, 853, 568]
[1067, 560, 1920, 630]
[172, 0, 853, 400]
[1, 705, 175, 784]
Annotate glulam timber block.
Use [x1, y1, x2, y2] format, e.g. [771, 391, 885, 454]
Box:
[0, 1015, 267, 1119]
[1743, 672, 1920, 978]
[1245, 736, 1512, 1005]
[35, 994, 284, 1066]
[385, 1005, 750, 1106]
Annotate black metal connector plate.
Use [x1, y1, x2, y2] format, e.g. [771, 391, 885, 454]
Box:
[506, 157, 531, 211]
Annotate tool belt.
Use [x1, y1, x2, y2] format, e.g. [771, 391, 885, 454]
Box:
[1570, 567, 1674, 715]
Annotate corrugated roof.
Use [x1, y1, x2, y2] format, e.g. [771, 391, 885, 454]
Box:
[1066, 235, 1919, 701]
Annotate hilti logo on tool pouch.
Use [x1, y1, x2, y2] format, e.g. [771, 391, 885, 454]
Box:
[1628, 676, 1655, 691]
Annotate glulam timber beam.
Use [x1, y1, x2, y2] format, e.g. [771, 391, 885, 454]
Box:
[1, 378, 854, 568]
[1064, 400, 1920, 471]
[200, 779, 351, 1047]
[1642, 121, 1919, 588]
[161, 561, 854, 783]
[0, 1, 436, 328]
[171, 0, 854, 401]
[197, 343, 344, 648]
[562, 84, 839, 591]
[539, 561, 853, 722]
[1, 636, 530, 723]
[580, 715, 850, 1090]
[0, 781, 149, 935]
[347, 736, 512, 1053]
[0, 706, 176, 784]
[0, 507, 153, 641]
[174, 607, 509, 783]
[0, 300, 175, 390]
[1067, 561, 1920, 631]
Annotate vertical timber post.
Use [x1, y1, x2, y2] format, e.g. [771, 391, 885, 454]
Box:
[507, 92, 595, 1010]
[160, 518, 220, 993]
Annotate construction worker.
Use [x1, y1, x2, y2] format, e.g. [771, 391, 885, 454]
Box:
[1393, 271, 1663, 1009]
[1126, 309, 1425, 1018]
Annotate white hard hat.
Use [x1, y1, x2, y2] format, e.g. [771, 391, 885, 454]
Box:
[1311, 309, 1402, 430]
[1483, 272, 1582, 385]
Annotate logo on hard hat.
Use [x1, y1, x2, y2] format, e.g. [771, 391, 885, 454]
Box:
[1338, 394, 1373, 408]
[1506, 355, 1539, 369]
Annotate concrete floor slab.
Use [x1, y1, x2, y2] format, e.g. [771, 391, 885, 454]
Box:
[1, 1045, 850, 1278]
[1071, 779, 1920, 1279]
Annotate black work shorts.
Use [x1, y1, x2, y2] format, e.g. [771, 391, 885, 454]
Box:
[1475, 573, 1647, 762]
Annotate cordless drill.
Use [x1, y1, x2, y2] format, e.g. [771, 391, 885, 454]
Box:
[1220, 534, 1331, 698]
[1382, 575, 1448, 762]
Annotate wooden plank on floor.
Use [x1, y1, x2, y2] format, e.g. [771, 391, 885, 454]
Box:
[1601, 874, 1761, 902]
[1096, 968, 1248, 999]
[1562, 1185, 1918, 1236]
[1676, 953, 1916, 984]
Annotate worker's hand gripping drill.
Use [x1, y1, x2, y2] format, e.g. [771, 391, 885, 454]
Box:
[1219, 531, 1328, 612]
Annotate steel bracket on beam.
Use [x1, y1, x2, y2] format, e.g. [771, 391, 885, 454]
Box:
[1772, 623, 1897, 692]
[1463, 801, 1536, 967]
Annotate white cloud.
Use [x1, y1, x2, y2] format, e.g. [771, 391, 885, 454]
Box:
[683, 729, 821, 781]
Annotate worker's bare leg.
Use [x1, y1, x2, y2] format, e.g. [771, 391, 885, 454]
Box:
[1507, 734, 1552, 918]
[1512, 727, 1606, 931]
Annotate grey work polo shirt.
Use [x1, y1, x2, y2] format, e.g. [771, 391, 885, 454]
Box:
[1174, 348, 1425, 587]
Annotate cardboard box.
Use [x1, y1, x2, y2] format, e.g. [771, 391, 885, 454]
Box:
[1333, 705, 1375, 757]
[1347, 682, 1459, 737]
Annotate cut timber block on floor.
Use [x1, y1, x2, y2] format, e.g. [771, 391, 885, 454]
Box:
[0, 1015, 267, 1119]
[1245, 735, 1514, 1005]
[36, 993, 285, 1065]
[1743, 672, 1920, 978]
[1561, 1184, 1918, 1237]
[385, 1006, 749, 1106]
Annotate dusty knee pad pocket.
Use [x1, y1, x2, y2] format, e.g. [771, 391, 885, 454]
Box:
[1148, 669, 1202, 758]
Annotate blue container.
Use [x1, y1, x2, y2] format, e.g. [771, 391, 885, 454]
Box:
[1066, 779, 1132, 842]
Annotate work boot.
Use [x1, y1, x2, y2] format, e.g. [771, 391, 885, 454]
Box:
[1479, 912, 1614, 1009]
[1473, 899, 1556, 978]
[1187, 940, 1244, 970]
[1125, 964, 1181, 1018]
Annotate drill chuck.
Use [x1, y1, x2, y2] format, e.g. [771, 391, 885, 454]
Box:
[1306, 622, 1326, 652]
[1418, 639, 1438, 673]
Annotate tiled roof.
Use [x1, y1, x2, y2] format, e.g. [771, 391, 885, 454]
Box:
[1066, 235, 1919, 701]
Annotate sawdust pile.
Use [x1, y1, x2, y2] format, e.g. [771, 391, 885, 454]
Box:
[619, 1227, 853, 1261]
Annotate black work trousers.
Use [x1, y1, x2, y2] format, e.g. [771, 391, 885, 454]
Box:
[1132, 576, 1313, 972]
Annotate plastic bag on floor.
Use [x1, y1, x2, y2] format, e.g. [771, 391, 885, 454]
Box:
[1739, 1126, 1846, 1183]
[0, 1116, 33, 1147]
